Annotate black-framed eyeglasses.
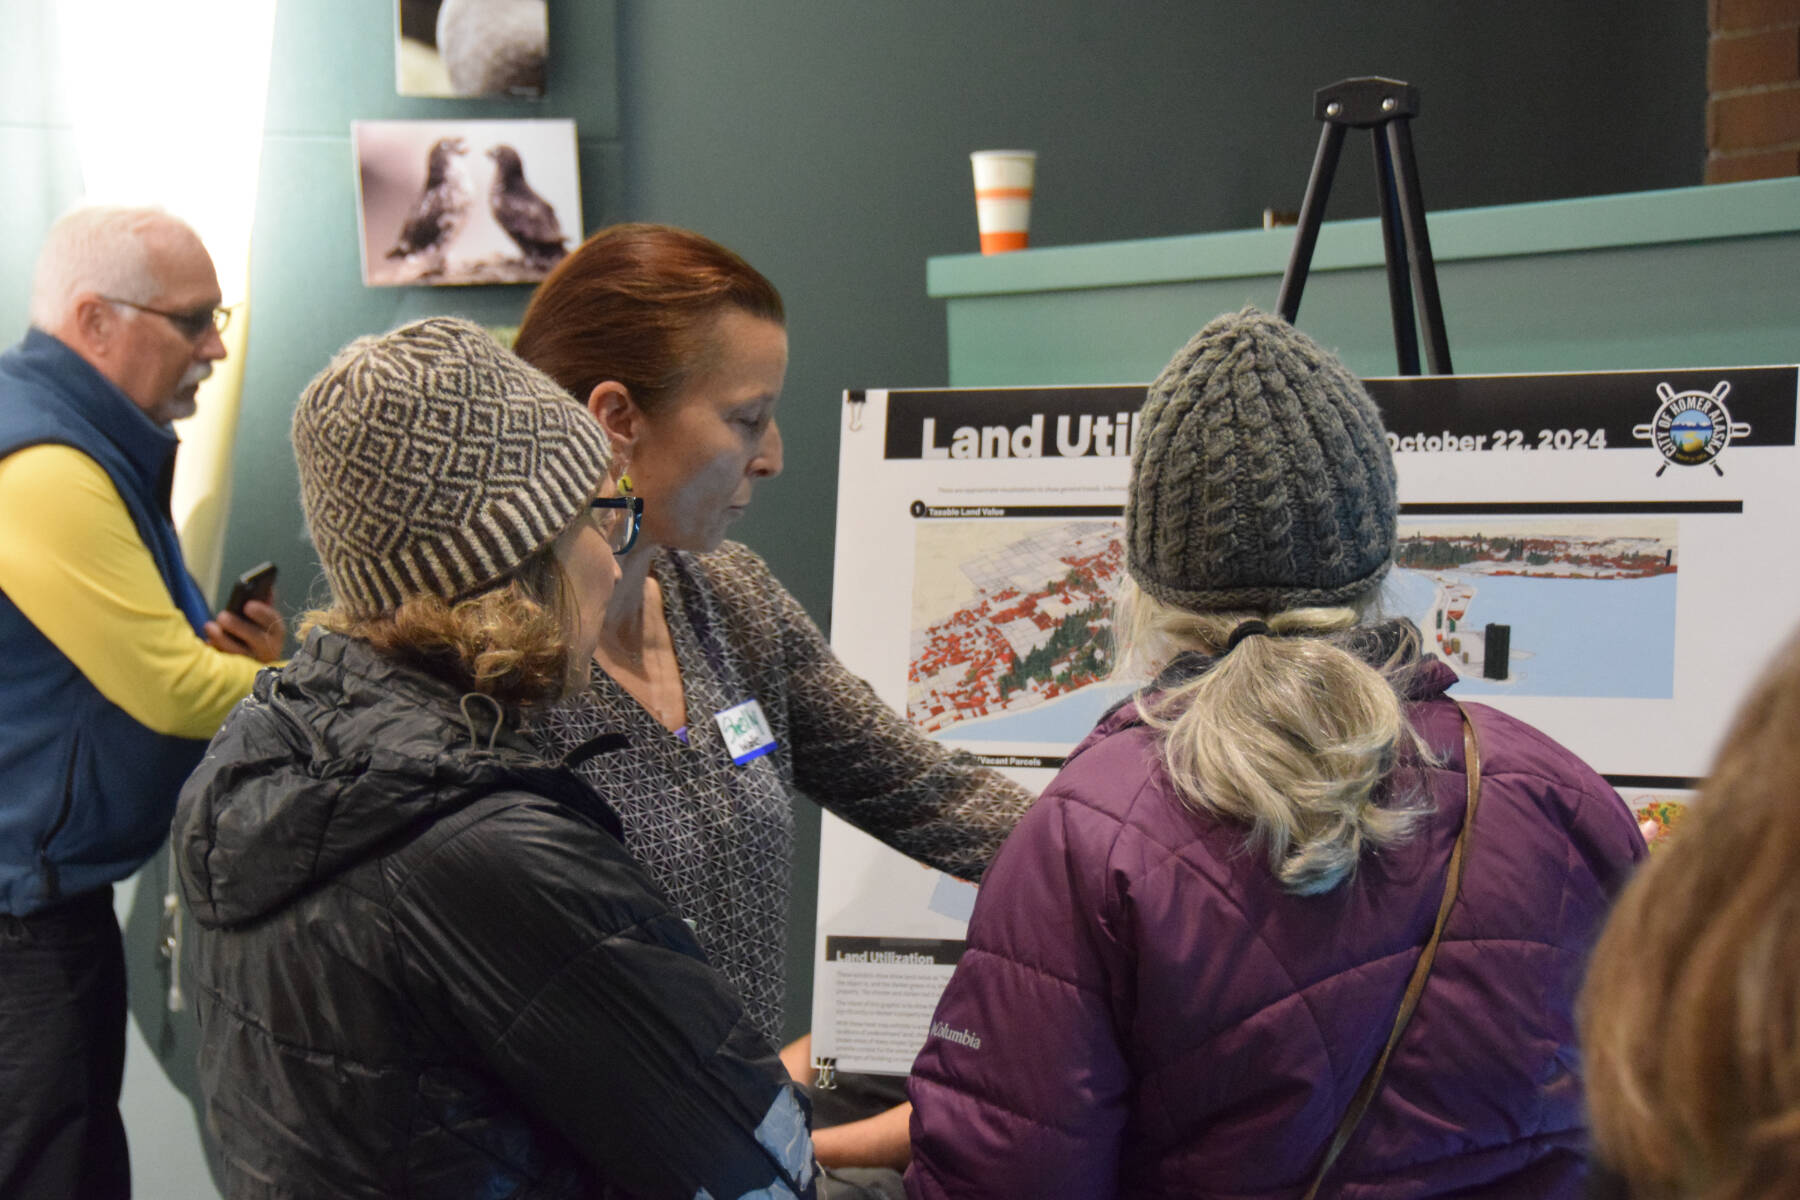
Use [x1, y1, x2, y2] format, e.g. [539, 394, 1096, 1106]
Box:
[591, 495, 644, 556]
[104, 297, 232, 340]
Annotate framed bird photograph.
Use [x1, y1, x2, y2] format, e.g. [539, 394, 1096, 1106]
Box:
[352, 118, 582, 287]
[394, 0, 547, 98]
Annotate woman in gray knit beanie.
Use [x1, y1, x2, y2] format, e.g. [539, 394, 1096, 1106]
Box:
[171, 318, 816, 1199]
[908, 308, 1646, 1199]
[1118, 304, 1408, 893]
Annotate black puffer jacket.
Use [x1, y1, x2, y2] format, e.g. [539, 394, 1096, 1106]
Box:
[174, 630, 815, 1199]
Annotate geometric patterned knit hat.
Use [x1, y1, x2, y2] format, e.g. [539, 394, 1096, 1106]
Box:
[292, 316, 611, 618]
[1125, 306, 1397, 613]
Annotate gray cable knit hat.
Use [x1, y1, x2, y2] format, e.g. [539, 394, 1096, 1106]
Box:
[1125, 307, 1397, 613]
[292, 316, 611, 618]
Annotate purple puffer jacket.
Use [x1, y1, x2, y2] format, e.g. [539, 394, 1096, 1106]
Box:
[907, 658, 1646, 1200]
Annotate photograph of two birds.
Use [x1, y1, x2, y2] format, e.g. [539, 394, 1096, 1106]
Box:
[357, 120, 580, 287]
[359, 0, 574, 287]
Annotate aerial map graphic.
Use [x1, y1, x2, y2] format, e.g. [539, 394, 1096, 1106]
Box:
[905, 514, 1681, 742]
[909, 520, 1129, 743]
[1384, 517, 1679, 698]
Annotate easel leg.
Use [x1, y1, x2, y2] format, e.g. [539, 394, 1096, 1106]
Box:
[1388, 120, 1453, 374]
[1373, 132, 1421, 376]
[1278, 123, 1347, 324]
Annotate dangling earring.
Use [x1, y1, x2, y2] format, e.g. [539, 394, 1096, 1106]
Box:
[617, 473, 634, 496]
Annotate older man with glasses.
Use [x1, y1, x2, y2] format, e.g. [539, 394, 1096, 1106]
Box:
[0, 205, 284, 1199]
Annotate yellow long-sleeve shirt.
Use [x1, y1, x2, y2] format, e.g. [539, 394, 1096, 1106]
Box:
[0, 443, 261, 739]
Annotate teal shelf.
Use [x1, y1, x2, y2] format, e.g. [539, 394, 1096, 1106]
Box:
[929, 177, 1800, 299]
[928, 179, 1800, 386]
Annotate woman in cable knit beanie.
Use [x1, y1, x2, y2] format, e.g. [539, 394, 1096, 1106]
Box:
[171, 317, 815, 1199]
[907, 308, 1646, 1200]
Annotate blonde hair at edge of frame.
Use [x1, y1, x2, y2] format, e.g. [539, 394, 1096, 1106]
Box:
[301, 537, 584, 711]
[1110, 576, 1431, 896]
[1579, 628, 1800, 1200]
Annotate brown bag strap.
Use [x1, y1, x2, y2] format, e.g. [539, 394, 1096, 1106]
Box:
[1301, 701, 1483, 1200]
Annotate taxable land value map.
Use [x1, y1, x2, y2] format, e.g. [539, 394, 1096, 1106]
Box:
[909, 519, 1131, 744]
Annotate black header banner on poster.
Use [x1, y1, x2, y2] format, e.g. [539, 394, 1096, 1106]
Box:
[1365, 366, 1798, 453]
[1399, 501, 1744, 515]
[1604, 774, 1703, 791]
[878, 368, 1798, 462]
[884, 387, 1148, 460]
[823, 936, 966, 966]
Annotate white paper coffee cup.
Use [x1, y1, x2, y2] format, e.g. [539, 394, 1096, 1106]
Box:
[971, 150, 1036, 254]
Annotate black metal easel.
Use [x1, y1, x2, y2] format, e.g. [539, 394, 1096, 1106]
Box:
[1276, 77, 1452, 376]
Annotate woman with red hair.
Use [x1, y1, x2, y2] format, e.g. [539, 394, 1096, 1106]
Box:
[514, 225, 1032, 1183]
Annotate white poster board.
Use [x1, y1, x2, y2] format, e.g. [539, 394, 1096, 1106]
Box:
[813, 366, 1800, 1076]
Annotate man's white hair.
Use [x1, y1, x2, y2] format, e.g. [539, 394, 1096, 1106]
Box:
[27, 206, 188, 329]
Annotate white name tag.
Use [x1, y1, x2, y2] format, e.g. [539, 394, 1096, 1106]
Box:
[714, 698, 778, 766]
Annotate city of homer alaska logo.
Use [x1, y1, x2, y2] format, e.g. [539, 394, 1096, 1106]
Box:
[1632, 381, 1751, 477]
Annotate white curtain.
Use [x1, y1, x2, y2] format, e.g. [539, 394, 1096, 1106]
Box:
[54, 0, 279, 601]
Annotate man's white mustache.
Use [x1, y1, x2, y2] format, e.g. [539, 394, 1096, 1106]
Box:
[179, 361, 213, 390]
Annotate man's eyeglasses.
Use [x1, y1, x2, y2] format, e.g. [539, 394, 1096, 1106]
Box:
[591, 495, 644, 557]
[104, 297, 232, 341]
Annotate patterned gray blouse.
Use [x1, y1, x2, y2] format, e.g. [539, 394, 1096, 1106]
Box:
[533, 541, 1034, 1042]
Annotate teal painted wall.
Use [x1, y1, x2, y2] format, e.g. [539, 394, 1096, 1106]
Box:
[2, 1, 1707, 1188]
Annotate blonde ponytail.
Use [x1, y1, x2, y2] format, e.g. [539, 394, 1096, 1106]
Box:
[1113, 579, 1428, 895]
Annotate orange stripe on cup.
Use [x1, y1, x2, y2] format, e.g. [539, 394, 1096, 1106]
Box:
[971, 150, 1036, 254]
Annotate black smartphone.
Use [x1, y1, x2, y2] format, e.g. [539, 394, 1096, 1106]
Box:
[225, 562, 278, 618]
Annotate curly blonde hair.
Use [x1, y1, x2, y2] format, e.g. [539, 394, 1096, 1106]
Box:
[1112, 577, 1429, 895]
[302, 539, 581, 710]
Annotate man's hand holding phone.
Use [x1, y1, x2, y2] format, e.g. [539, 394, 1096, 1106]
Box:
[207, 561, 285, 662]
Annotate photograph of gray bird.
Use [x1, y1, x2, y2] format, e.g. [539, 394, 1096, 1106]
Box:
[487, 143, 568, 270]
[385, 136, 472, 276]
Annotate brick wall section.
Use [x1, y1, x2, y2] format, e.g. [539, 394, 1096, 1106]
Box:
[1710, 24, 1800, 89]
[1708, 0, 1800, 180]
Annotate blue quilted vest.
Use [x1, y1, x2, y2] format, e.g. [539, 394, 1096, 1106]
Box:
[0, 329, 213, 914]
